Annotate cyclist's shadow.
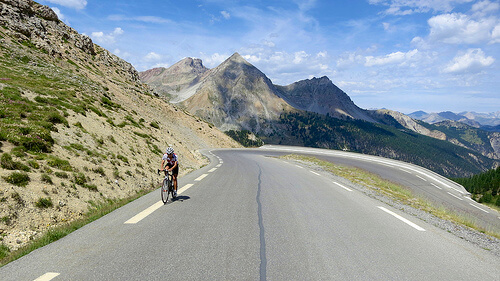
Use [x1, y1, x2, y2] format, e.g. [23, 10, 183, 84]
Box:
[171, 195, 190, 203]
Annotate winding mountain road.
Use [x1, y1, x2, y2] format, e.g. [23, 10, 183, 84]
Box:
[1, 146, 499, 280]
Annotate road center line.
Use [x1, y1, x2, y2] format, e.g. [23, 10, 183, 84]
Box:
[398, 168, 412, 174]
[34, 272, 60, 281]
[208, 168, 217, 172]
[415, 174, 427, 181]
[124, 201, 163, 224]
[216, 164, 222, 168]
[447, 192, 463, 201]
[378, 206, 426, 231]
[125, 183, 194, 224]
[310, 171, 320, 176]
[469, 203, 489, 213]
[178, 184, 193, 194]
[195, 174, 208, 181]
[295, 165, 303, 168]
[333, 182, 352, 191]
[430, 182, 442, 189]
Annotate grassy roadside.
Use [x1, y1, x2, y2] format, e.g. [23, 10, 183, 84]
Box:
[0, 185, 156, 267]
[280, 154, 500, 240]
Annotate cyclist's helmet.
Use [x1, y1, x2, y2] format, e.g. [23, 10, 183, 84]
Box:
[166, 147, 174, 154]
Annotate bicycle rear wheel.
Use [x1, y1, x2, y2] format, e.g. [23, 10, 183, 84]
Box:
[161, 179, 170, 203]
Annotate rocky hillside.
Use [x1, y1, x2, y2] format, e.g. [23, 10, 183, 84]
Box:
[275, 76, 376, 122]
[0, 0, 239, 252]
[371, 110, 500, 160]
[139, 57, 208, 102]
[180, 53, 293, 134]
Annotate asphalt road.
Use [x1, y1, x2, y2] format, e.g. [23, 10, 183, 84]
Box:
[1, 146, 499, 280]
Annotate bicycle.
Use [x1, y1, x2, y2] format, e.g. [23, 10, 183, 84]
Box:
[158, 169, 176, 203]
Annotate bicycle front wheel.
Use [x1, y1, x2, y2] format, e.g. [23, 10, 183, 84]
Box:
[161, 179, 170, 204]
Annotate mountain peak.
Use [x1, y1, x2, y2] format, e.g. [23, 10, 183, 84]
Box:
[224, 52, 250, 65]
[171, 57, 207, 74]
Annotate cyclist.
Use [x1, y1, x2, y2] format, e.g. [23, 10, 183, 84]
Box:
[160, 147, 179, 196]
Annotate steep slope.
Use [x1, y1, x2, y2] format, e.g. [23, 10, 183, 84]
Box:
[275, 76, 376, 122]
[139, 57, 208, 102]
[0, 0, 239, 251]
[180, 53, 293, 134]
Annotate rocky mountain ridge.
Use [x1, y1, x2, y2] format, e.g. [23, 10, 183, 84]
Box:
[0, 0, 239, 252]
[409, 110, 500, 129]
[141, 54, 499, 161]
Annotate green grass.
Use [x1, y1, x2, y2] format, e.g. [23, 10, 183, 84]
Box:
[2, 171, 30, 186]
[281, 154, 500, 239]
[0, 185, 156, 267]
[35, 197, 53, 208]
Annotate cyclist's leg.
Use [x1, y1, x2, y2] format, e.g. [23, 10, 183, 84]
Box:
[172, 174, 178, 191]
[172, 165, 179, 191]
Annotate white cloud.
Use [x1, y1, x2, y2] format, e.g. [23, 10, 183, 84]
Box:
[471, 0, 500, 17]
[492, 24, 500, 43]
[293, 51, 310, 64]
[108, 15, 171, 24]
[144, 52, 162, 62]
[365, 49, 418, 66]
[91, 28, 124, 45]
[200, 53, 230, 68]
[221, 11, 231, 19]
[428, 13, 497, 44]
[443, 48, 495, 73]
[51, 7, 64, 21]
[369, 0, 474, 15]
[43, 0, 87, 10]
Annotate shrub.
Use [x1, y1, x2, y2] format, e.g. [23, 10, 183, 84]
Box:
[150, 121, 160, 129]
[47, 157, 72, 171]
[46, 112, 67, 125]
[35, 197, 53, 208]
[0, 244, 10, 259]
[54, 171, 68, 178]
[3, 172, 30, 186]
[73, 172, 87, 186]
[1, 153, 30, 171]
[84, 184, 98, 191]
[117, 154, 129, 164]
[93, 167, 106, 176]
[41, 174, 53, 184]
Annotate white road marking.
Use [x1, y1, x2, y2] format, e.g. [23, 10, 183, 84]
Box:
[447, 192, 463, 201]
[398, 168, 412, 174]
[124, 201, 163, 224]
[469, 203, 489, 213]
[295, 165, 303, 169]
[178, 184, 193, 194]
[125, 183, 194, 224]
[208, 168, 217, 172]
[333, 182, 352, 191]
[415, 174, 427, 181]
[310, 171, 320, 176]
[378, 206, 426, 231]
[430, 182, 442, 190]
[195, 174, 208, 181]
[34, 273, 60, 281]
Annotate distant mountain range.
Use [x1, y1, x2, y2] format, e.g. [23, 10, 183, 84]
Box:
[409, 111, 500, 132]
[140, 54, 499, 177]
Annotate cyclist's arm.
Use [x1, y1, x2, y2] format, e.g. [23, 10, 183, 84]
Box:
[168, 161, 178, 170]
[160, 159, 166, 171]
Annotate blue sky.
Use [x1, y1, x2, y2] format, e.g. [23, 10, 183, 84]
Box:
[39, 0, 499, 114]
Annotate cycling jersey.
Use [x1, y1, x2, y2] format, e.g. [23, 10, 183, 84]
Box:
[162, 153, 178, 166]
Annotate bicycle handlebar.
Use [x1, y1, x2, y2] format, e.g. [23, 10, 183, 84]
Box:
[157, 169, 173, 175]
